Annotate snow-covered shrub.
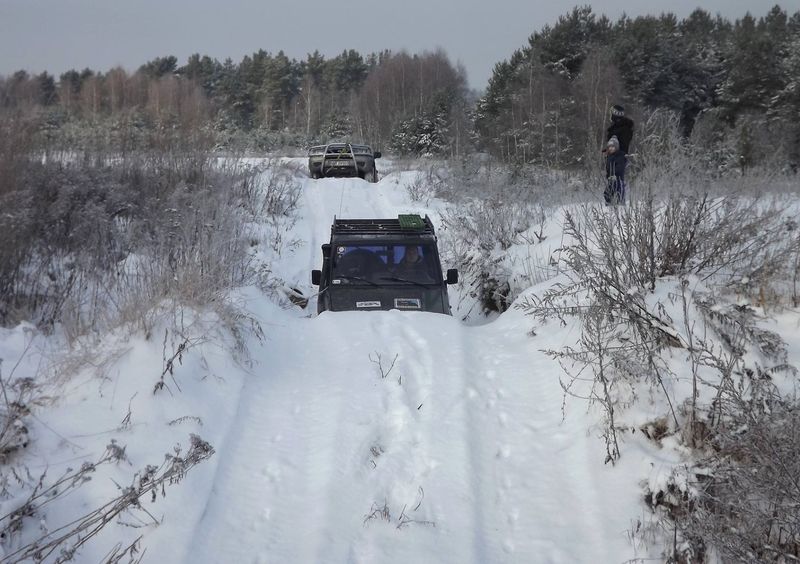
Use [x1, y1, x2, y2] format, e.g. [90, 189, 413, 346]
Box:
[0, 128, 263, 346]
[0, 116, 39, 324]
[523, 189, 800, 558]
[0, 434, 214, 563]
[522, 191, 798, 445]
[638, 284, 800, 562]
[319, 114, 354, 141]
[646, 397, 800, 562]
[390, 112, 449, 157]
[211, 125, 309, 155]
[0, 373, 34, 465]
[440, 183, 550, 314]
[258, 159, 303, 217]
[690, 108, 795, 178]
[412, 158, 569, 317]
[550, 194, 797, 297]
[633, 109, 696, 182]
[404, 169, 446, 206]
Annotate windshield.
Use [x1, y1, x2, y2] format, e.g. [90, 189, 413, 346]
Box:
[331, 244, 440, 284]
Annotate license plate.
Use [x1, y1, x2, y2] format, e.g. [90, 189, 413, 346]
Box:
[356, 301, 381, 308]
[332, 160, 353, 166]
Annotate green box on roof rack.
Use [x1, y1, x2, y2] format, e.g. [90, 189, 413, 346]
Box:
[398, 214, 426, 230]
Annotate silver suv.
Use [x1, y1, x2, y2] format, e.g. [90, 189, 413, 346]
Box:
[308, 143, 381, 182]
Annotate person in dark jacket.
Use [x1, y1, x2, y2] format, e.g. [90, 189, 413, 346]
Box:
[393, 245, 434, 282]
[604, 104, 634, 155]
[604, 136, 626, 205]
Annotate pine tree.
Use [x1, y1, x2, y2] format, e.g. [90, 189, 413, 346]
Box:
[325, 50, 368, 94]
[178, 54, 222, 97]
[216, 58, 254, 129]
[58, 70, 83, 111]
[769, 27, 800, 170]
[717, 8, 788, 122]
[259, 51, 301, 130]
[299, 51, 327, 137]
[390, 90, 453, 156]
[674, 10, 728, 135]
[531, 6, 611, 79]
[36, 72, 57, 106]
[138, 56, 178, 79]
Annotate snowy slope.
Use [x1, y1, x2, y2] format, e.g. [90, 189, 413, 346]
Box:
[173, 168, 658, 563]
[0, 162, 669, 563]
[181, 305, 659, 564]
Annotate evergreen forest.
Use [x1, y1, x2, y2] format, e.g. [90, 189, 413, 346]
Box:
[1, 5, 798, 174]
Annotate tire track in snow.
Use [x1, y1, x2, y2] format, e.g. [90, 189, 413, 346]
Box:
[345, 312, 483, 563]
[481, 319, 583, 560]
[464, 315, 619, 562]
[345, 314, 430, 561]
[438, 319, 490, 563]
[185, 313, 389, 564]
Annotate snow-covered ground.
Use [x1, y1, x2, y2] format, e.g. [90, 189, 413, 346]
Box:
[1, 160, 732, 563]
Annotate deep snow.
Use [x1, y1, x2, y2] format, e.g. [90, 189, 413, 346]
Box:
[0, 160, 717, 563]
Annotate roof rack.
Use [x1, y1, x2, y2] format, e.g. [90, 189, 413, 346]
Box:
[332, 215, 435, 236]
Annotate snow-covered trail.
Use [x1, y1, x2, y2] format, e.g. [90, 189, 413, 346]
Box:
[184, 171, 646, 563]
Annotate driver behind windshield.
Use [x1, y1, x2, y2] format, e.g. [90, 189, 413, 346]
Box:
[393, 246, 434, 282]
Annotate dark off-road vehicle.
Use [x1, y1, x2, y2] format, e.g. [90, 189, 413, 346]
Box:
[311, 215, 458, 315]
[308, 143, 381, 182]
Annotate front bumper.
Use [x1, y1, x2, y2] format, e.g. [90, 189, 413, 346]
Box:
[309, 156, 372, 177]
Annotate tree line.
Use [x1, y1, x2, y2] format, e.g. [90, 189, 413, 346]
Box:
[477, 4, 800, 172]
[0, 48, 470, 156]
[1, 4, 798, 170]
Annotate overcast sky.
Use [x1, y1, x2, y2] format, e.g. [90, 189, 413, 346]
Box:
[2, 0, 798, 90]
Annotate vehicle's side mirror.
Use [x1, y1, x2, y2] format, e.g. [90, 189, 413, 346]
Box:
[311, 270, 321, 285]
[373, 151, 382, 159]
[321, 243, 331, 258]
[446, 269, 459, 285]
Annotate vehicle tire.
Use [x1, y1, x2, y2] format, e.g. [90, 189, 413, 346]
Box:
[311, 171, 321, 179]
